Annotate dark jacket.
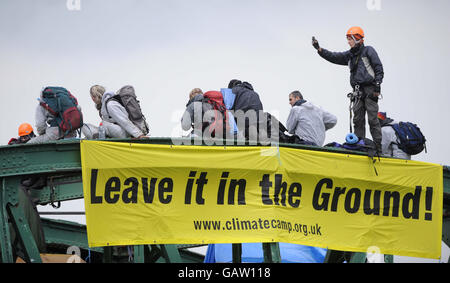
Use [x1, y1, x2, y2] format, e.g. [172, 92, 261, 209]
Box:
[230, 82, 264, 140]
[231, 82, 263, 112]
[319, 44, 384, 88]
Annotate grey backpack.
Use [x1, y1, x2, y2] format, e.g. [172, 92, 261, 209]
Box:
[106, 85, 149, 135]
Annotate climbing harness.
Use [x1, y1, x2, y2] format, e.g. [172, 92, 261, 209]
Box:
[347, 85, 362, 134]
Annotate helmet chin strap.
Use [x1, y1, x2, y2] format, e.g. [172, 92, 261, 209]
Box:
[351, 35, 363, 44]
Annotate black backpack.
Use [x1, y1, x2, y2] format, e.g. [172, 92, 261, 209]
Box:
[325, 138, 380, 175]
[343, 138, 378, 157]
[326, 138, 378, 157]
[106, 85, 149, 135]
[263, 112, 311, 145]
[389, 122, 426, 155]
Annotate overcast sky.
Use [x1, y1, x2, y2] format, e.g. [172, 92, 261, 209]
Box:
[1, 0, 449, 262]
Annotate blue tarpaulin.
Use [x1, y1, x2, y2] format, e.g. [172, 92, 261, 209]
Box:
[204, 243, 327, 263]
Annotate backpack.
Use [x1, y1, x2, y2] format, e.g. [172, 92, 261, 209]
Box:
[106, 85, 149, 135]
[326, 138, 379, 175]
[40, 87, 83, 137]
[343, 138, 377, 153]
[389, 122, 426, 155]
[262, 112, 297, 144]
[326, 138, 378, 158]
[202, 91, 230, 138]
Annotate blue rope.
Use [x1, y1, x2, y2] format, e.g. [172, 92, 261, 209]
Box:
[85, 248, 91, 263]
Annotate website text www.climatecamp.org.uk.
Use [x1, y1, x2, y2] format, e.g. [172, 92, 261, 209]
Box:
[193, 217, 322, 236]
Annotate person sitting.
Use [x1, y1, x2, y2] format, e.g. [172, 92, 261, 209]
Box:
[286, 90, 337, 146]
[88, 85, 148, 139]
[378, 112, 411, 160]
[8, 123, 36, 145]
[181, 88, 214, 138]
[228, 80, 264, 141]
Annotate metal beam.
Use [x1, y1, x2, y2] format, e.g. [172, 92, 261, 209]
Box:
[0, 141, 81, 178]
[0, 178, 13, 262]
[8, 204, 42, 263]
[349, 252, 367, 263]
[41, 218, 101, 253]
[263, 242, 281, 263]
[232, 243, 242, 263]
[30, 174, 84, 205]
[159, 244, 183, 263]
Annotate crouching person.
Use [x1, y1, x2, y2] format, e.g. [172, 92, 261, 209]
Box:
[8, 123, 36, 145]
[28, 87, 83, 144]
[378, 112, 412, 160]
[286, 90, 337, 146]
[228, 80, 264, 142]
[89, 85, 149, 139]
[181, 88, 213, 138]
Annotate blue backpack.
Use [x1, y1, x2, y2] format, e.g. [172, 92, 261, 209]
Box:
[389, 122, 426, 155]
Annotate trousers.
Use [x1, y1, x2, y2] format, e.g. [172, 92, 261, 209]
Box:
[27, 127, 77, 144]
[352, 85, 382, 147]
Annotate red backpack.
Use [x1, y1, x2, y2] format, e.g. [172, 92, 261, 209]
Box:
[203, 91, 230, 138]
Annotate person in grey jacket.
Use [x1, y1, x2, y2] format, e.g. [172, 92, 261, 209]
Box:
[27, 92, 78, 144]
[378, 112, 411, 160]
[286, 91, 337, 146]
[181, 88, 214, 137]
[312, 26, 383, 150]
[86, 85, 147, 139]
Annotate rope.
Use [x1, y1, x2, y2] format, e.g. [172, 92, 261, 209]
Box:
[85, 248, 91, 263]
[127, 246, 134, 262]
[347, 86, 361, 134]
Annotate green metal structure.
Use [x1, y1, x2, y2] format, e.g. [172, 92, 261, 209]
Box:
[1, 138, 449, 263]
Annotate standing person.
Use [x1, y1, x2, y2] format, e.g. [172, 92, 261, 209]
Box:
[312, 27, 384, 151]
[87, 85, 149, 139]
[286, 91, 337, 146]
[377, 112, 411, 160]
[8, 123, 36, 145]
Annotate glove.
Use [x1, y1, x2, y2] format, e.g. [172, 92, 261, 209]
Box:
[8, 138, 19, 145]
[312, 36, 320, 50]
[373, 82, 381, 93]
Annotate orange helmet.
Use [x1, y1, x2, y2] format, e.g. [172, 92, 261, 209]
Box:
[346, 26, 364, 40]
[18, 123, 34, 137]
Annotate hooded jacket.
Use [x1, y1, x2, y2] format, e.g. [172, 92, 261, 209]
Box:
[231, 82, 263, 113]
[101, 91, 144, 138]
[181, 94, 214, 134]
[319, 44, 384, 88]
[286, 100, 337, 146]
[380, 119, 411, 160]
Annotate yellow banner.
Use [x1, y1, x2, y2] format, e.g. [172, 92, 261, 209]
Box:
[80, 140, 443, 259]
